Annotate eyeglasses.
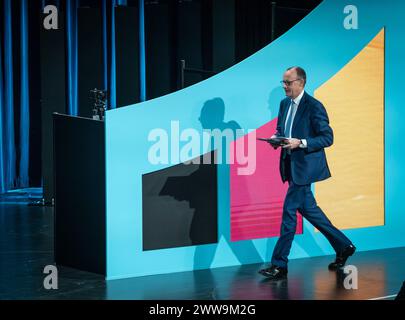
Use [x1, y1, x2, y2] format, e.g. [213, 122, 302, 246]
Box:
[280, 79, 302, 86]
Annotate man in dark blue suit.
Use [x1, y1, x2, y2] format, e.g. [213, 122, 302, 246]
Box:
[259, 67, 356, 280]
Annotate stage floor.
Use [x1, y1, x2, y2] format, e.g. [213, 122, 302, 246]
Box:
[0, 201, 403, 300]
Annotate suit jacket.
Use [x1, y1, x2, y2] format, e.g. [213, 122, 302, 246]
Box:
[275, 92, 333, 185]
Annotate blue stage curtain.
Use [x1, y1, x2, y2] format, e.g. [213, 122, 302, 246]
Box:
[67, 0, 145, 111]
[102, 0, 109, 94]
[0, 4, 5, 194]
[139, 0, 146, 102]
[102, 0, 145, 108]
[19, 0, 30, 187]
[0, 0, 147, 192]
[66, 0, 79, 116]
[0, 0, 17, 193]
[109, 0, 118, 109]
[0, 0, 31, 193]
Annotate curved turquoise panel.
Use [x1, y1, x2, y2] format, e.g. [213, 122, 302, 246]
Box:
[105, 0, 405, 279]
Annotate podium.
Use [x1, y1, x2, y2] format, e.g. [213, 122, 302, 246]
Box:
[53, 113, 106, 275]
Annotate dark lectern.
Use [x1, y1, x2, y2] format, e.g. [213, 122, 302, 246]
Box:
[53, 113, 106, 275]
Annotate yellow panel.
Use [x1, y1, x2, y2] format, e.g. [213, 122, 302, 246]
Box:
[314, 29, 385, 230]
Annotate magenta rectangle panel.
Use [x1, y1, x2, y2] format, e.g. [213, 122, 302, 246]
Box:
[230, 119, 303, 241]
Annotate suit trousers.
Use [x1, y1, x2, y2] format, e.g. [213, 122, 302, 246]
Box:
[271, 158, 352, 268]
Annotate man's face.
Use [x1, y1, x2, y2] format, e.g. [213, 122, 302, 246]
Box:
[282, 69, 305, 99]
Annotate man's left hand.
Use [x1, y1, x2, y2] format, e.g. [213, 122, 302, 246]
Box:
[282, 138, 301, 150]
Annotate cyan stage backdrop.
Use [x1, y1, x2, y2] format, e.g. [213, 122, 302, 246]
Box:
[105, 0, 405, 280]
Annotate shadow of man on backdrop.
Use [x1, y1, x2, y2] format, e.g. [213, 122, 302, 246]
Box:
[192, 97, 262, 269]
[267, 86, 285, 120]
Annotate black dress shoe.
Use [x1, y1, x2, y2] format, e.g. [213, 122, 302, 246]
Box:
[258, 265, 288, 280]
[328, 244, 356, 270]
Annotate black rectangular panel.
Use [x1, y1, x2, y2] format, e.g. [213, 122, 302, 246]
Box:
[29, 0, 43, 187]
[115, 6, 140, 107]
[143, 154, 218, 251]
[212, 0, 235, 72]
[274, 6, 310, 39]
[40, 13, 67, 203]
[177, 1, 204, 88]
[77, 7, 104, 117]
[145, 1, 173, 100]
[53, 114, 106, 275]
